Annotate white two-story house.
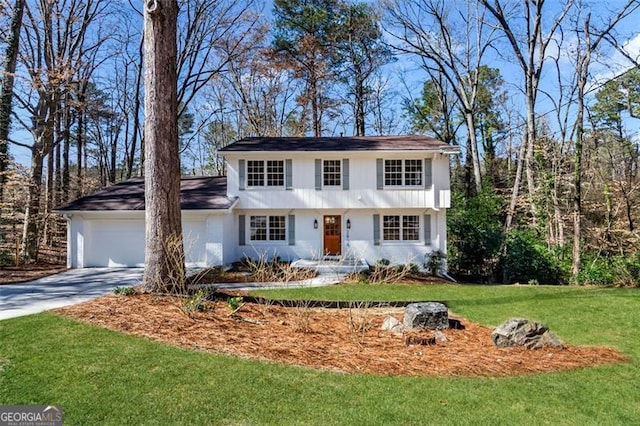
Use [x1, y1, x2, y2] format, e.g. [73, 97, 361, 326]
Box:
[57, 136, 457, 269]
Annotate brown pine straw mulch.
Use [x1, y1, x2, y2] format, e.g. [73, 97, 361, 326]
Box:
[54, 294, 628, 377]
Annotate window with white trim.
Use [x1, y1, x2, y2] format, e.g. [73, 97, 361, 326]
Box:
[323, 160, 341, 186]
[247, 160, 284, 187]
[250, 215, 286, 241]
[383, 215, 420, 241]
[384, 159, 423, 186]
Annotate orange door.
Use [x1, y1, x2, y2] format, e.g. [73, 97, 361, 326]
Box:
[323, 215, 341, 255]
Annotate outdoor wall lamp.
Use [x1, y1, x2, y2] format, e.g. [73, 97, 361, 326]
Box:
[314, 219, 318, 229]
[346, 219, 351, 229]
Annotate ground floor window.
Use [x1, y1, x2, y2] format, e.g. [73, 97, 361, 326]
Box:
[250, 215, 286, 241]
[383, 215, 420, 241]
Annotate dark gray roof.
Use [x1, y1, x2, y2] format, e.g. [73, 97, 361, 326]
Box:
[55, 176, 236, 211]
[220, 135, 453, 152]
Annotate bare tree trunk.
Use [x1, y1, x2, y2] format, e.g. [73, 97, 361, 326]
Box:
[505, 135, 527, 232]
[127, 34, 144, 179]
[0, 0, 25, 198]
[142, 0, 185, 293]
[464, 111, 482, 194]
[62, 102, 71, 202]
[76, 89, 86, 197]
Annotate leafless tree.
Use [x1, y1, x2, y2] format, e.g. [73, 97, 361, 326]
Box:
[479, 0, 575, 229]
[386, 0, 496, 194]
[568, 0, 638, 275]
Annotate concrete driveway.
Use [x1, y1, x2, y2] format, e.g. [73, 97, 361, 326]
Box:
[0, 268, 144, 321]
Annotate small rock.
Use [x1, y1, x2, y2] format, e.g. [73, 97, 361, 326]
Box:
[433, 330, 447, 342]
[381, 316, 405, 333]
[404, 334, 436, 346]
[403, 302, 448, 330]
[492, 318, 564, 350]
[448, 318, 465, 330]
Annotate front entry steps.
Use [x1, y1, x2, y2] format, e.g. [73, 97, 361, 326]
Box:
[291, 257, 369, 274]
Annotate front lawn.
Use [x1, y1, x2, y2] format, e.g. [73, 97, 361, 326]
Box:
[1, 284, 639, 424]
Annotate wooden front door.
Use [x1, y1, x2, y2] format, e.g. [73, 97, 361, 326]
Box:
[323, 215, 342, 256]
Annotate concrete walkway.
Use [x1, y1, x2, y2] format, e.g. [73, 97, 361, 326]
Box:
[196, 272, 347, 291]
[0, 268, 144, 321]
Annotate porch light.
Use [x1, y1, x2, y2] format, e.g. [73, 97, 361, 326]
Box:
[346, 219, 351, 229]
[314, 219, 318, 229]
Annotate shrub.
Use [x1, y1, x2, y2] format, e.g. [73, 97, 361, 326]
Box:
[425, 251, 444, 275]
[448, 190, 504, 281]
[113, 286, 136, 296]
[576, 253, 640, 287]
[498, 231, 568, 285]
[226, 296, 243, 313]
[183, 289, 210, 315]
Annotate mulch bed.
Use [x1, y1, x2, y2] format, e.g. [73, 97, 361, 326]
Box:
[0, 263, 67, 284]
[55, 294, 628, 377]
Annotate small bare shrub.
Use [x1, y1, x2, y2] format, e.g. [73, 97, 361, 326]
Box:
[243, 252, 316, 285]
[347, 301, 374, 346]
[291, 300, 313, 333]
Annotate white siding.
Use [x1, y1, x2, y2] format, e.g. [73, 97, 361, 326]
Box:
[234, 209, 446, 266]
[224, 152, 452, 210]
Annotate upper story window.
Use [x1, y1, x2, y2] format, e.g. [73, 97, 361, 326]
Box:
[384, 159, 422, 187]
[323, 160, 341, 187]
[247, 160, 284, 187]
[383, 215, 420, 241]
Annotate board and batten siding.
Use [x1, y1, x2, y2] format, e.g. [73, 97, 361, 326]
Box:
[225, 154, 450, 210]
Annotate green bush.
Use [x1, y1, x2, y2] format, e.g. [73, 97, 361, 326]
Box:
[183, 289, 210, 315]
[498, 231, 568, 285]
[113, 286, 136, 296]
[576, 253, 640, 287]
[448, 190, 504, 281]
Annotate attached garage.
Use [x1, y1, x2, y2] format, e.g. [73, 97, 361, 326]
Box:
[85, 218, 145, 267]
[56, 177, 237, 268]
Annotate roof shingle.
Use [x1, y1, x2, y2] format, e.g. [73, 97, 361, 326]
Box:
[55, 176, 235, 212]
[220, 135, 453, 152]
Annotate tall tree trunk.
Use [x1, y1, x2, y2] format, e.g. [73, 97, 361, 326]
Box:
[76, 89, 86, 197]
[464, 111, 482, 194]
[142, 0, 185, 293]
[62, 102, 71, 202]
[355, 77, 365, 136]
[0, 0, 25, 198]
[127, 34, 144, 179]
[504, 135, 527, 232]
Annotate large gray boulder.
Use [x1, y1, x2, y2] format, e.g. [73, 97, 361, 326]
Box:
[403, 302, 448, 330]
[492, 318, 564, 350]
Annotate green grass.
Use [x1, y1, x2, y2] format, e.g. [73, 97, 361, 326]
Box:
[0, 284, 639, 425]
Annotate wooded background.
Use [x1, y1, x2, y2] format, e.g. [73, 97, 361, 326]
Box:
[1, 0, 639, 286]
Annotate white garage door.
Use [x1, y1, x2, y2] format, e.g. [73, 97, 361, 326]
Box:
[85, 219, 145, 267]
[84, 219, 207, 267]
